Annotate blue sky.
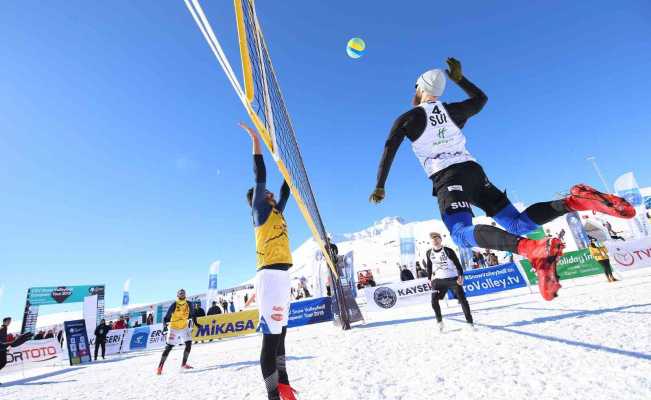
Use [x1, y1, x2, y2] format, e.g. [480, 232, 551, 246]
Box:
[1, 0, 649, 322]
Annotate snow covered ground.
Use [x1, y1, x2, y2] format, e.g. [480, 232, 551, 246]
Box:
[2, 271, 651, 400]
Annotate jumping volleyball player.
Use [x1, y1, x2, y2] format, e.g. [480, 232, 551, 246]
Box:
[240, 122, 297, 400]
[157, 289, 199, 374]
[370, 57, 635, 300]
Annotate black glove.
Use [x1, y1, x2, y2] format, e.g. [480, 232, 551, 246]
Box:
[369, 188, 386, 204]
[445, 57, 463, 82]
[162, 324, 168, 335]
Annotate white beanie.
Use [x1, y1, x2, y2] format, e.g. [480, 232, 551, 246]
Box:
[416, 69, 446, 97]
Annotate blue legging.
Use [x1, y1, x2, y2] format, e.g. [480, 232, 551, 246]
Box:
[443, 202, 539, 248]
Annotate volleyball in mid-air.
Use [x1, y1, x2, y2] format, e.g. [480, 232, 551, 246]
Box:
[346, 37, 366, 59]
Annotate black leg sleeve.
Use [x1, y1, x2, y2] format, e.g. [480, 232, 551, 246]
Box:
[276, 327, 289, 385]
[261, 333, 282, 399]
[182, 341, 192, 366]
[159, 344, 173, 367]
[524, 200, 569, 225]
[453, 284, 474, 324]
[0, 352, 7, 370]
[600, 260, 614, 276]
[94, 342, 99, 360]
[431, 290, 443, 322]
[474, 225, 521, 253]
[101, 342, 105, 358]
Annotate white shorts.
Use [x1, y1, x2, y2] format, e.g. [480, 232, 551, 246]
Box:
[255, 269, 290, 334]
[166, 328, 192, 345]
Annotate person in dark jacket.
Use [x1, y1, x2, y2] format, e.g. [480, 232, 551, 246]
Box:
[207, 301, 222, 316]
[94, 319, 109, 360]
[400, 265, 415, 281]
[194, 303, 206, 317]
[1, 317, 33, 379]
[146, 313, 154, 325]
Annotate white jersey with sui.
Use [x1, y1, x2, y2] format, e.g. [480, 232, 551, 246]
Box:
[428, 247, 459, 279]
[411, 101, 476, 177]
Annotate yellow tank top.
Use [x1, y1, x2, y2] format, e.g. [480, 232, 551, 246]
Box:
[255, 208, 293, 269]
[170, 300, 190, 330]
[589, 245, 608, 261]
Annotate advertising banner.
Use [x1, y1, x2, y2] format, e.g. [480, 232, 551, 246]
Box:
[566, 212, 590, 249]
[614, 172, 650, 238]
[3, 338, 62, 371]
[88, 329, 127, 356]
[22, 285, 105, 335]
[27, 285, 105, 306]
[605, 237, 651, 271]
[364, 278, 432, 312]
[193, 310, 259, 341]
[64, 319, 92, 366]
[521, 249, 603, 284]
[455, 263, 527, 298]
[287, 297, 333, 328]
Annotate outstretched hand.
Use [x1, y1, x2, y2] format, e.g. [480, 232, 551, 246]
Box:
[445, 57, 463, 82]
[238, 121, 258, 141]
[369, 188, 386, 204]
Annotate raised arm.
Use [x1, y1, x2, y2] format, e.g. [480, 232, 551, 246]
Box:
[276, 181, 290, 213]
[370, 108, 426, 204]
[443, 58, 488, 128]
[239, 122, 272, 225]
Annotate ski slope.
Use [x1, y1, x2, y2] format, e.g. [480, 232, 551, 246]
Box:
[2, 271, 650, 400]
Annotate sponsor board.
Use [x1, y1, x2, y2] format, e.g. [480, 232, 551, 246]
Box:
[64, 319, 92, 366]
[454, 263, 527, 298]
[605, 237, 651, 271]
[193, 310, 259, 340]
[521, 249, 603, 284]
[287, 297, 333, 328]
[364, 278, 432, 312]
[3, 338, 62, 371]
[88, 330, 127, 356]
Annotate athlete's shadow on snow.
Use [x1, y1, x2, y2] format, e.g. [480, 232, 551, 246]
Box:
[506, 302, 651, 327]
[358, 301, 533, 330]
[0, 366, 86, 387]
[447, 305, 651, 362]
[183, 356, 316, 374]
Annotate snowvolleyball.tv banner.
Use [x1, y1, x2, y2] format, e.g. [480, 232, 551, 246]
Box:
[521, 249, 602, 284]
[4, 338, 62, 371]
[452, 263, 527, 298]
[365, 264, 528, 312]
[193, 310, 259, 340]
[287, 297, 333, 328]
[605, 237, 651, 271]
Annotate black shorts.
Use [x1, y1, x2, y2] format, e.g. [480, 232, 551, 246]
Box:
[430, 161, 509, 217]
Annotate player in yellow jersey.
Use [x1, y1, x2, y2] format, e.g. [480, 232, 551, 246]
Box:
[240, 122, 297, 400]
[156, 289, 199, 375]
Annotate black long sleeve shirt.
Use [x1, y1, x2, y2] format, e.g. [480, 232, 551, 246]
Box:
[375, 76, 487, 188]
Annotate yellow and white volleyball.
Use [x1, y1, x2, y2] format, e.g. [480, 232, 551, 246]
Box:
[346, 37, 366, 59]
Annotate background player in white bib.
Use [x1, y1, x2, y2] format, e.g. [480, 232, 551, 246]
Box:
[370, 57, 635, 301]
[425, 232, 473, 331]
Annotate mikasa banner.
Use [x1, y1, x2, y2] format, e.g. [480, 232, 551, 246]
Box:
[364, 278, 433, 312]
[605, 237, 651, 271]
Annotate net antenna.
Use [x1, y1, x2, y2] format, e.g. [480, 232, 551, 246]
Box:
[183, 0, 338, 278]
